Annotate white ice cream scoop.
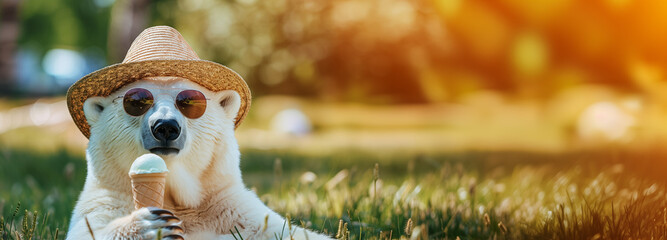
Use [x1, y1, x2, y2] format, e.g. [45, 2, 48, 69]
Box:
[129, 153, 168, 175]
[128, 154, 169, 209]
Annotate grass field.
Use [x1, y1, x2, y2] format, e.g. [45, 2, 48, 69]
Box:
[1, 96, 666, 239]
[2, 146, 667, 240]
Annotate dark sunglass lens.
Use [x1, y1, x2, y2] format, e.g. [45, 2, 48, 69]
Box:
[176, 90, 207, 119]
[123, 88, 154, 116]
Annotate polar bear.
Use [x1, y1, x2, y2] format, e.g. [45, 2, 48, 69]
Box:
[66, 76, 331, 239]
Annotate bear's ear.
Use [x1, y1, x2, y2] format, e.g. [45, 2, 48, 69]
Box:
[212, 90, 241, 120]
[83, 96, 108, 125]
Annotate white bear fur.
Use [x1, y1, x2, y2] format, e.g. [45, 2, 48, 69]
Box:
[66, 77, 331, 240]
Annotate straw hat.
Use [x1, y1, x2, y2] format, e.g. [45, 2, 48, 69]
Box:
[67, 26, 251, 138]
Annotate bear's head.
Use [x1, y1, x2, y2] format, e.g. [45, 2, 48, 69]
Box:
[82, 76, 243, 207]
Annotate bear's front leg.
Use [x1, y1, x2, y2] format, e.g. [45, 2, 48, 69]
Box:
[67, 207, 184, 240]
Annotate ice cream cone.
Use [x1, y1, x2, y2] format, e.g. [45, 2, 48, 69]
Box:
[130, 172, 167, 209]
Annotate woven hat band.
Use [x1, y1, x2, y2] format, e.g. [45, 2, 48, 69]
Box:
[123, 26, 200, 63]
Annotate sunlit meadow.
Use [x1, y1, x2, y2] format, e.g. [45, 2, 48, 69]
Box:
[2, 97, 667, 240]
[5, 0, 667, 239]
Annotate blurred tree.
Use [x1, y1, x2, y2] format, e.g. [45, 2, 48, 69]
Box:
[0, 0, 20, 95]
[14, 0, 111, 95]
[108, 0, 151, 63]
[171, 0, 455, 103]
[13, 0, 667, 101]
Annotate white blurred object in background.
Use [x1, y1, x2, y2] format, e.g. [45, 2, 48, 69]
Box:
[577, 100, 639, 143]
[270, 108, 312, 136]
[299, 171, 317, 184]
[0, 100, 70, 134]
[42, 49, 87, 87]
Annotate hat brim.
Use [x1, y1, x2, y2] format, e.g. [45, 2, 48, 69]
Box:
[67, 59, 251, 138]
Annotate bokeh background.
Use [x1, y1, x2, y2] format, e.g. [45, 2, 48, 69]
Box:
[3, 0, 667, 239]
[3, 0, 667, 152]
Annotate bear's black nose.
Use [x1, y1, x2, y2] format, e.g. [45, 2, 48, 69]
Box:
[152, 119, 180, 142]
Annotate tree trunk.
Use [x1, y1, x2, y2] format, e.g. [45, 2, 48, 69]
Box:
[0, 0, 20, 95]
[107, 0, 151, 63]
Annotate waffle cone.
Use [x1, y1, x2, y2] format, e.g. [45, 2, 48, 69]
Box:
[130, 172, 167, 210]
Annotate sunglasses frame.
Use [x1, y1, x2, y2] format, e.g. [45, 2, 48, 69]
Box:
[114, 87, 211, 119]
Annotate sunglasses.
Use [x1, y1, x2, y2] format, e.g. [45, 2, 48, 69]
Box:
[117, 88, 208, 119]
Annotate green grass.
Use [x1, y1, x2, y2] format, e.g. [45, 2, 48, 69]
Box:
[1, 147, 667, 239]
